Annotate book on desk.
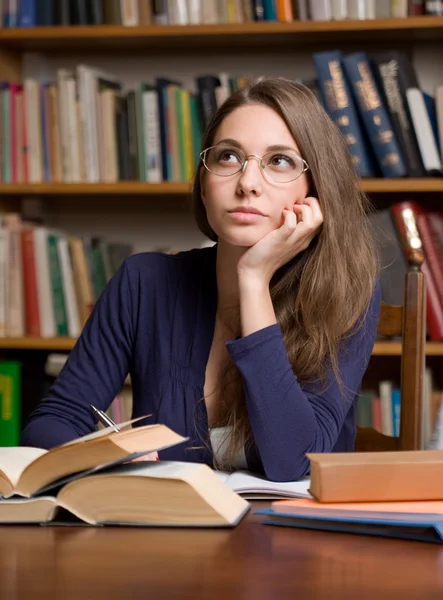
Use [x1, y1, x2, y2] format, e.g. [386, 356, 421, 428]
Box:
[0, 417, 312, 528]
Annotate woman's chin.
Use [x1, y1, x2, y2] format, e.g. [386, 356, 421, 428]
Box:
[219, 226, 267, 248]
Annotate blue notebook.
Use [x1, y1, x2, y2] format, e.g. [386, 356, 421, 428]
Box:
[255, 509, 443, 544]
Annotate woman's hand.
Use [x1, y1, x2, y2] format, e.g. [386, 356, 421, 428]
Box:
[237, 197, 323, 287]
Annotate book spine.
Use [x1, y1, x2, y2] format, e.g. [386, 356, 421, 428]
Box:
[309, 0, 332, 20]
[390, 202, 443, 341]
[21, 229, 40, 337]
[18, 0, 36, 26]
[372, 53, 425, 177]
[47, 233, 68, 336]
[342, 52, 407, 178]
[426, 0, 443, 14]
[312, 50, 375, 177]
[416, 212, 443, 307]
[409, 0, 425, 14]
[263, 0, 278, 20]
[0, 362, 21, 447]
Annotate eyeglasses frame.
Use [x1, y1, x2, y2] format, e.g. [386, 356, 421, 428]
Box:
[199, 144, 310, 184]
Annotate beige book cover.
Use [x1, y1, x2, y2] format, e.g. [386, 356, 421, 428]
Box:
[0, 417, 186, 499]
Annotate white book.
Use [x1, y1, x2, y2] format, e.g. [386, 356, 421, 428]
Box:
[56, 69, 73, 183]
[331, 0, 347, 19]
[142, 88, 163, 182]
[406, 88, 442, 174]
[215, 471, 312, 500]
[379, 380, 393, 437]
[33, 228, 56, 338]
[168, 0, 189, 24]
[76, 65, 121, 183]
[57, 236, 81, 338]
[65, 77, 81, 183]
[120, 0, 139, 25]
[309, 0, 332, 20]
[186, 0, 201, 23]
[347, 0, 367, 19]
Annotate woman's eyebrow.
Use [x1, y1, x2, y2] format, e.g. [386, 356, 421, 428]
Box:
[215, 138, 243, 148]
[214, 139, 299, 153]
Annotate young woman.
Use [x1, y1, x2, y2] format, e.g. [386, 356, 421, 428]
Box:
[21, 77, 380, 482]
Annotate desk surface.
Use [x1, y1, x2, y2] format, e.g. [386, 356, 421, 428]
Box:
[1, 501, 443, 600]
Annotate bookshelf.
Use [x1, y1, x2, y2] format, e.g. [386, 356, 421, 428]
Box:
[1, 16, 443, 51]
[0, 337, 442, 356]
[0, 15, 442, 399]
[2, 178, 443, 197]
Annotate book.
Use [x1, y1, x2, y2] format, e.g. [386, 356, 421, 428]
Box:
[306, 450, 443, 503]
[0, 417, 187, 498]
[216, 470, 312, 500]
[255, 499, 443, 544]
[0, 461, 250, 527]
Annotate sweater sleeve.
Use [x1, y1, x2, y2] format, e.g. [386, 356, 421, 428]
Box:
[20, 259, 135, 449]
[225, 283, 381, 482]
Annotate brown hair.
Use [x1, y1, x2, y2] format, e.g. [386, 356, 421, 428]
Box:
[192, 77, 378, 468]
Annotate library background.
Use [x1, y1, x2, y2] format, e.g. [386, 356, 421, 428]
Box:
[0, 0, 442, 450]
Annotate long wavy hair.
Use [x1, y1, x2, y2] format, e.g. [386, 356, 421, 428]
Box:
[192, 77, 378, 468]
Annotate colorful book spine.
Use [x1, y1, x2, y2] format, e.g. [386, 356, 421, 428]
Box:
[0, 361, 21, 447]
[342, 52, 407, 178]
[312, 50, 375, 178]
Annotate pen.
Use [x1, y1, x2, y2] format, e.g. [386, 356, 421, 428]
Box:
[90, 404, 120, 432]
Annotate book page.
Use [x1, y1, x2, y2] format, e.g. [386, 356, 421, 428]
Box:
[215, 470, 312, 499]
[60, 415, 151, 447]
[0, 447, 47, 488]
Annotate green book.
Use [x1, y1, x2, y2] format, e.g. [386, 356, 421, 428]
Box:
[189, 94, 203, 173]
[47, 233, 68, 336]
[175, 87, 187, 182]
[0, 361, 21, 447]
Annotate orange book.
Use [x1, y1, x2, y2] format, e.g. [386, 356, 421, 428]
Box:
[275, 0, 293, 21]
[272, 498, 443, 521]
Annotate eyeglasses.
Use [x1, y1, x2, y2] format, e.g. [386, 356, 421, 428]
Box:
[199, 144, 309, 184]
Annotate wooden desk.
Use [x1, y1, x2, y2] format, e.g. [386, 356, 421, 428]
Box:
[1, 501, 443, 600]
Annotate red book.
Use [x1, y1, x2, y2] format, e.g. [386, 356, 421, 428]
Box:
[390, 201, 443, 341]
[21, 228, 40, 337]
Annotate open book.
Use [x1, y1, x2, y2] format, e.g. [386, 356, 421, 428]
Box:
[0, 462, 250, 527]
[216, 470, 312, 500]
[0, 417, 187, 499]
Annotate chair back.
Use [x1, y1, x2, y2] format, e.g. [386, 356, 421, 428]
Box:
[355, 248, 426, 452]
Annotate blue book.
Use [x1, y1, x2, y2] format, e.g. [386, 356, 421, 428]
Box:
[391, 388, 401, 437]
[18, 0, 37, 27]
[263, 0, 277, 20]
[256, 508, 443, 544]
[341, 52, 407, 178]
[423, 92, 441, 157]
[312, 50, 375, 178]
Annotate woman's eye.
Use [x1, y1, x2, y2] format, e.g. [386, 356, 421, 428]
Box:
[218, 151, 240, 164]
[269, 154, 295, 169]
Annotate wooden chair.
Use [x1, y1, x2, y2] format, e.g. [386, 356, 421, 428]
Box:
[355, 248, 426, 452]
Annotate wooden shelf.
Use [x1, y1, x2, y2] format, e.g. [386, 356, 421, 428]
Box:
[1, 179, 443, 196]
[0, 337, 76, 350]
[0, 182, 192, 196]
[1, 17, 443, 52]
[0, 337, 442, 355]
[372, 342, 443, 356]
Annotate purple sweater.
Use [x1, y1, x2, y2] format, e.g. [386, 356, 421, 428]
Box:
[21, 245, 381, 481]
